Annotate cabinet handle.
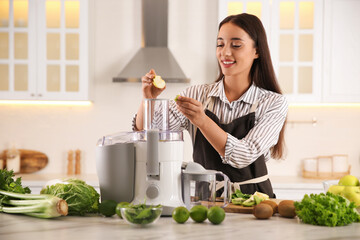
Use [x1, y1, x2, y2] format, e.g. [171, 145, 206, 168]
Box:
[31, 93, 35, 97]
[38, 94, 42, 97]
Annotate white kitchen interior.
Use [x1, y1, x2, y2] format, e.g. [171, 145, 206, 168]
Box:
[1, 0, 360, 239]
[0, 0, 359, 200]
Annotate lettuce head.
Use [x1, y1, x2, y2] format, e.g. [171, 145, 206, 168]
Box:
[41, 178, 100, 216]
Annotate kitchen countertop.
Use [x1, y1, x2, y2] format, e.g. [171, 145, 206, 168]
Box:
[1, 211, 359, 240]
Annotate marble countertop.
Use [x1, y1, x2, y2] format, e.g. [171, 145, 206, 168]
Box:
[1, 211, 359, 240]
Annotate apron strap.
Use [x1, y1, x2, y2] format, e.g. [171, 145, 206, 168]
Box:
[215, 174, 269, 196]
[249, 101, 258, 113]
[203, 96, 215, 112]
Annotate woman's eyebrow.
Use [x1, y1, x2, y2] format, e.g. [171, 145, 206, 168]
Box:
[231, 37, 244, 41]
[217, 37, 244, 41]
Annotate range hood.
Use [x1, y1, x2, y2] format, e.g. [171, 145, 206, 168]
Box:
[113, 0, 189, 83]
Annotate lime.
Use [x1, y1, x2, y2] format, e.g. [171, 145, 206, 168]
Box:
[99, 199, 118, 217]
[153, 75, 166, 89]
[207, 206, 226, 224]
[172, 206, 190, 224]
[115, 202, 130, 218]
[189, 205, 208, 223]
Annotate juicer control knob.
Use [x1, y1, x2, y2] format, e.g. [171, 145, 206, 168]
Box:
[146, 185, 159, 199]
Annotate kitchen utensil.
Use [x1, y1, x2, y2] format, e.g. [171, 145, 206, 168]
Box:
[75, 149, 81, 175]
[96, 99, 185, 216]
[1, 149, 48, 173]
[67, 150, 74, 175]
[6, 147, 20, 173]
[182, 162, 230, 209]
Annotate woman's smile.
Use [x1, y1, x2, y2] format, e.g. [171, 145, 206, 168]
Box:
[221, 60, 236, 68]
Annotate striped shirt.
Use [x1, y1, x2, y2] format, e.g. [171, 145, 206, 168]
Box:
[134, 79, 288, 169]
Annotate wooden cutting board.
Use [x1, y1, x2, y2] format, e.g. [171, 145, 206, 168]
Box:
[1, 149, 48, 173]
[211, 199, 282, 214]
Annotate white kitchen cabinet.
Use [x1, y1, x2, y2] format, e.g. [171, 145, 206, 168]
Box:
[271, 0, 323, 103]
[273, 185, 324, 200]
[322, 0, 360, 103]
[0, 0, 90, 101]
[218, 0, 360, 103]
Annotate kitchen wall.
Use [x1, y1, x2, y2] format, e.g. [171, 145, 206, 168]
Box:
[0, 0, 359, 178]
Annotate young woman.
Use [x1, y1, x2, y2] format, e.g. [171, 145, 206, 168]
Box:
[133, 13, 288, 198]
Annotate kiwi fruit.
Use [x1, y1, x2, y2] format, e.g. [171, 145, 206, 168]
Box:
[260, 200, 278, 215]
[278, 200, 296, 218]
[253, 203, 273, 219]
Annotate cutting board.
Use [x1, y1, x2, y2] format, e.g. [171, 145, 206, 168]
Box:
[1, 149, 48, 173]
[211, 198, 282, 214]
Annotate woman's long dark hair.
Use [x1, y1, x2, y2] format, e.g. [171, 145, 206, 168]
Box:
[216, 13, 286, 159]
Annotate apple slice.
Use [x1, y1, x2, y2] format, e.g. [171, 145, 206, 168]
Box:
[153, 75, 166, 89]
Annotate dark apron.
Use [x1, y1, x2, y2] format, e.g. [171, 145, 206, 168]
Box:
[192, 101, 275, 198]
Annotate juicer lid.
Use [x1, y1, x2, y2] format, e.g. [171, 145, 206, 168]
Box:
[183, 162, 217, 175]
[96, 130, 183, 146]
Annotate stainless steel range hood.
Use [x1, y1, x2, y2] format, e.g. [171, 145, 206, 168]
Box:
[113, 0, 189, 83]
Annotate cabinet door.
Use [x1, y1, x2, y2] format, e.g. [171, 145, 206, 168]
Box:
[218, 0, 323, 103]
[218, 0, 271, 32]
[0, 0, 37, 100]
[0, 0, 89, 101]
[37, 0, 89, 100]
[271, 0, 323, 103]
[323, 0, 360, 103]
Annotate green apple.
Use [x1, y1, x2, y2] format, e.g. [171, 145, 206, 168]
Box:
[342, 186, 360, 207]
[338, 175, 360, 186]
[328, 185, 345, 195]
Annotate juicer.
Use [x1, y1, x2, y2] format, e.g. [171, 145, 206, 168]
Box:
[96, 99, 185, 215]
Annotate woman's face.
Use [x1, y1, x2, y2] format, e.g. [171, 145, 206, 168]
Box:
[216, 22, 258, 80]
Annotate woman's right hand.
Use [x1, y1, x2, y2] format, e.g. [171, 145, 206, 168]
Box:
[141, 69, 166, 99]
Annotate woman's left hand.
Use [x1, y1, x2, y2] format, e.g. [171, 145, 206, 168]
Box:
[175, 96, 207, 128]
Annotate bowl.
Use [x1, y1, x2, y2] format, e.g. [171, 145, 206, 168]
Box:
[323, 180, 360, 212]
[121, 205, 162, 226]
[323, 180, 339, 192]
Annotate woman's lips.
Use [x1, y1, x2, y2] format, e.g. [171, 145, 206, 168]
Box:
[221, 60, 235, 68]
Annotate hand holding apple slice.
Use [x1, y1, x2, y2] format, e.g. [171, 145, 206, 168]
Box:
[153, 75, 166, 89]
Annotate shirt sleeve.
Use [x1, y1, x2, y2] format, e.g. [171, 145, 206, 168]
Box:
[221, 94, 288, 169]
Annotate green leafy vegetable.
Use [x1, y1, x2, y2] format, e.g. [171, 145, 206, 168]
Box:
[0, 190, 68, 218]
[122, 203, 162, 225]
[40, 178, 100, 216]
[294, 192, 360, 227]
[231, 189, 251, 200]
[0, 169, 68, 218]
[231, 190, 268, 206]
[0, 169, 31, 194]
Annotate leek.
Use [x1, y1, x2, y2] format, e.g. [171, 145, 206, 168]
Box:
[0, 190, 68, 218]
